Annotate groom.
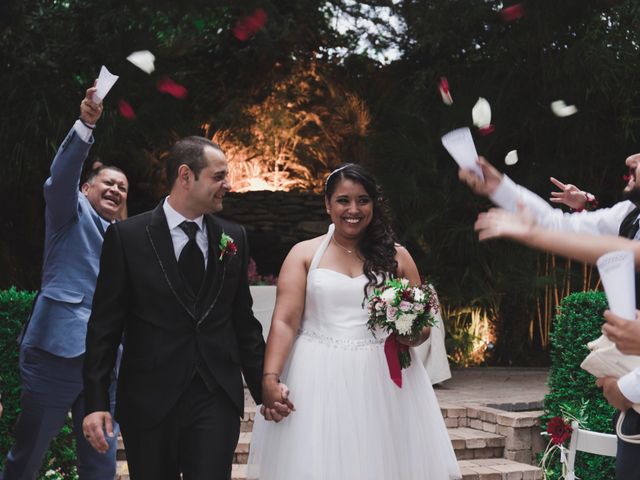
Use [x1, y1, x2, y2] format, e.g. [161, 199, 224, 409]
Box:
[82, 136, 286, 478]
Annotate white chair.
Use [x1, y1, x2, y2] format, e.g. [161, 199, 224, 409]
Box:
[566, 420, 617, 475]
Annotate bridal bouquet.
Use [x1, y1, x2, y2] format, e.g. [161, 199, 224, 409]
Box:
[367, 278, 439, 387]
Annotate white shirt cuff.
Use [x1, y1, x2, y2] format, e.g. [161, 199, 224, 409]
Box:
[618, 369, 640, 404]
[489, 175, 518, 213]
[73, 120, 93, 143]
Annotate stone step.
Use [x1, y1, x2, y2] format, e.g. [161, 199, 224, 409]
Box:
[458, 458, 543, 479]
[449, 427, 505, 460]
[231, 459, 543, 480]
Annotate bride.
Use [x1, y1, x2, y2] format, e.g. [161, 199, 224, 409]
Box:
[247, 164, 461, 480]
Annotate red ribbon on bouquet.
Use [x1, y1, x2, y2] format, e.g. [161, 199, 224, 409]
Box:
[384, 333, 409, 388]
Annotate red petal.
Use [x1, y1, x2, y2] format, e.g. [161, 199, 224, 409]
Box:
[439, 76, 450, 94]
[500, 4, 525, 23]
[233, 8, 268, 41]
[156, 76, 188, 99]
[118, 99, 136, 119]
[478, 125, 495, 136]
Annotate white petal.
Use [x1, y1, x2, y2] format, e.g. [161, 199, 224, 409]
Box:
[439, 87, 453, 105]
[505, 150, 518, 165]
[472, 97, 492, 128]
[127, 50, 156, 74]
[551, 100, 578, 117]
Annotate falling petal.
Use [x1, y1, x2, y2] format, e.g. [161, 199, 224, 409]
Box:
[472, 97, 492, 128]
[233, 8, 268, 41]
[157, 76, 188, 99]
[505, 150, 519, 165]
[438, 77, 453, 106]
[126, 50, 156, 74]
[551, 100, 578, 117]
[500, 3, 525, 23]
[624, 168, 633, 182]
[478, 125, 495, 136]
[118, 99, 136, 119]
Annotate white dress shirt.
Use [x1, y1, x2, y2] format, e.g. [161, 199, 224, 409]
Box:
[490, 175, 640, 402]
[163, 197, 209, 268]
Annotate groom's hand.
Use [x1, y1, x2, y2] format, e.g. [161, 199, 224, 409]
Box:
[603, 310, 640, 355]
[82, 411, 114, 453]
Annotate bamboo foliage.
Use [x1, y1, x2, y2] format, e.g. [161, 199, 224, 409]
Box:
[533, 253, 599, 349]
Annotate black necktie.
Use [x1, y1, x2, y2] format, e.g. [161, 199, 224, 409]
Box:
[178, 221, 205, 295]
[627, 219, 640, 240]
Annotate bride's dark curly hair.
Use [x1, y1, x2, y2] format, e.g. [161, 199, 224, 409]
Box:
[325, 164, 399, 297]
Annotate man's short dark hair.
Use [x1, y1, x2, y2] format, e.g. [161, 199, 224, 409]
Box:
[165, 136, 223, 188]
[84, 165, 126, 184]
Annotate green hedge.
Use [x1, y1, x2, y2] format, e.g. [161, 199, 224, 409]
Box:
[0, 287, 77, 479]
[541, 291, 615, 479]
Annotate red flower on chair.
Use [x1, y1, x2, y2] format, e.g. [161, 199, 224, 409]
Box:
[547, 416, 573, 445]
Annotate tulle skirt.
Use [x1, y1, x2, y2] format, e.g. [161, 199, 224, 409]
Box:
[247, 330, 461, 480]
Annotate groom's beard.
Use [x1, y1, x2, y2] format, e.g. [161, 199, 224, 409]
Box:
[622, 186, 640, 205]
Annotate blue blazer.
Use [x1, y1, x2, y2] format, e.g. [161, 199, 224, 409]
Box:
[22, 127, 107, 358]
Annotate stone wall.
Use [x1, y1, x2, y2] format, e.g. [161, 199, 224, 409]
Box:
[220, 191, 329, 276]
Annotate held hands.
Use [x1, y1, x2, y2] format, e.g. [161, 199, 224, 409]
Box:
[596, 377, 633, 411]
[261, 379, 295, 423]
[549, 177, 590, 211]
[79, 84, 103, 126]
[603, 310, 640, 355]
[474, 203, 536, 241]
[458, 156, 503, 197]
[82, 411, 115, 453]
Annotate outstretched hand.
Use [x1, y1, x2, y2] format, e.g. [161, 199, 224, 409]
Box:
[549, 177, 589, 210]
[458, 156, 503, 197]
[603, 310, 640, 355]
[79, 84, 103, 126]
[474, 204, 536, 241]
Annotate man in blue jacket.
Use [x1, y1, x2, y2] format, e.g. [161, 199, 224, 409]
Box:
[1, 86, 128, 479]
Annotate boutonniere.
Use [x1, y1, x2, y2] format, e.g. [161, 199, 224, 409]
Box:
[219, 232, 238, 261]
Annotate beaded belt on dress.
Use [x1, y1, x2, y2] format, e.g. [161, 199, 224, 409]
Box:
[298, 329, 385, 350]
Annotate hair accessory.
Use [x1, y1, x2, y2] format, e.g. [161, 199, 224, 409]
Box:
[324, 165, 351, 191]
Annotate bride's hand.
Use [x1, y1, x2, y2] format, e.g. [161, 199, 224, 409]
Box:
[474, 204, 536, 241]
[261, 381, 295, 422]
[397, 327, 430, 347]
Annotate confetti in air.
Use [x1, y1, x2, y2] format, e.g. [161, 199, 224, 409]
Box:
[126, 50, 156, 74]
[157, 76, 188, 99]
[233, 8, 268, 41]
[118, 99, 136, 119]
[500, 3, 525, 23]
[472, 97, 494, 134]
[551, 100, 578, 117]
[438, 77, 453, 105]
[505, 150, 519, 165]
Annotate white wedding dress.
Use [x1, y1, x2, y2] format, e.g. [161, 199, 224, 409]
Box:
[247, 225, 461, 480]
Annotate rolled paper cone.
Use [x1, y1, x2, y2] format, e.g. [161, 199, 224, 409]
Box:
[441, 128, 484, 180]
[596, 249, 636, 320]
[94, 65, 119, 102]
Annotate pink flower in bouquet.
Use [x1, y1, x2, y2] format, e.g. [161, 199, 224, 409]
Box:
[386, 306, 398, 319]
[399, 301, 412, 312]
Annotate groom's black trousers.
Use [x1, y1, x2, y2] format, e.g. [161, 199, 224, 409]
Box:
[120, 374, 240, 480]
[616, 409, 640, 479]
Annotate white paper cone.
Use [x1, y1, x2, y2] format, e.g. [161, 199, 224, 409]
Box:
[94, 65, 119, 102]
[441, 128, 483, 180]
[596, 249, 636, 320]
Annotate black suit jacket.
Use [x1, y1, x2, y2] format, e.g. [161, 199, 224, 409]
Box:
[83, 201, 265, 428]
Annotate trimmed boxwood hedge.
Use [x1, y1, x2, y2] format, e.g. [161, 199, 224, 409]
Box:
[541, 291, 616, 479]
[0, 287, 77, 479]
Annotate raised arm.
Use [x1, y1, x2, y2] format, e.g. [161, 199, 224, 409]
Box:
[44, 86, 103, 229]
